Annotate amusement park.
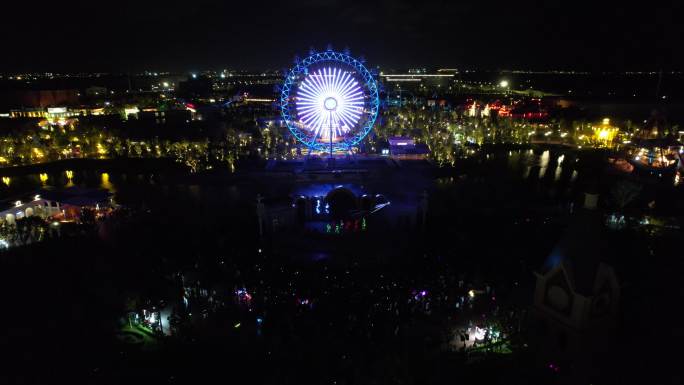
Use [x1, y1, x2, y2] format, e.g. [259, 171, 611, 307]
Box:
[1, 15, 683, 382]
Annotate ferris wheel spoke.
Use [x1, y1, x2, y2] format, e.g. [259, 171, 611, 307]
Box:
[340, 83, 362, 100]
[318, 68, 327, 96]
[338, 111, 360, 127]
[299, 83, 321, 100]
[329, 67, 339, 96]
[313, 111, 327, 134]
[337, 114, 354, 130]
[298, 107, 319, 117]
[332, 68, 345, 96]
[297, 104, 320, 113]
[324, 67, 334, 95]
[338, 74, 355, 93]
[343, 110, 362, 123]
[299, 79, 319, 97]
[312, 69, 327, 96]
[328, 68, 339, 95]
[337, 76, 356, 97]
[297, 87, 319, 100]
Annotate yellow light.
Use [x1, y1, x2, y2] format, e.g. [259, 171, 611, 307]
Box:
[39, 173, 48, 183]
[124, 107, 140, 116]
[602, 118, 610, 125]
[65, 170, 74, 179]
[101, 172, 111, 190]
[96, 143, 107, 155]
[2, 176, 10, 186]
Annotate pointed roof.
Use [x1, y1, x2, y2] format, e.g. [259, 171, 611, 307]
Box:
[543, 210, 615, 295]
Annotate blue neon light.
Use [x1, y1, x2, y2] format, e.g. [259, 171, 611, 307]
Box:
[280, 49, 380, 152]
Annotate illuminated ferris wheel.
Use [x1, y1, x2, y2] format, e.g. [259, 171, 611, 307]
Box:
[280, 49, 380, 153]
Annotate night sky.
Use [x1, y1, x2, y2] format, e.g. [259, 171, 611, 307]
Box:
[1, 0, 682, 72]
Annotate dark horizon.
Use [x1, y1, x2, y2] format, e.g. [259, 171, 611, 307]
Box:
[2, 1, 682, 73]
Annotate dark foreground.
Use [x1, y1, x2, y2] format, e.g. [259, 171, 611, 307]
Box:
[1, 153, 683, 385]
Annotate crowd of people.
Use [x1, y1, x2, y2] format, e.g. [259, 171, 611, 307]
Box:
[151, 248, 528, 370]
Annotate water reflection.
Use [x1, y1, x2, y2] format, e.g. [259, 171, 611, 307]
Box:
[554, 155, 565, 181]
[523, 165, 532, 179]
[554, 165, 563, 181]
[538, 150, 549, 179]
[2, 149, 585, 206]
[65, 170, 74, 187]
[475, 148, 580, 184]
[100, 173, 113, 191]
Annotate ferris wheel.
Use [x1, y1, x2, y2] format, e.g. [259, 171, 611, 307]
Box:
[280, 49, 380, 154]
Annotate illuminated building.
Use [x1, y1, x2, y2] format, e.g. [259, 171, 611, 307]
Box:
[626, 138, 682, 175]
[621, 115, 683, 177]
[0, 187, 113, 226]
[508, 99, 549, 120]
[124, 107, 140, 119]
[388, 136, 430, 159]
[590, 118, 619, 147]
[9, 106, 105, 122]
[380, 72, 454, 83]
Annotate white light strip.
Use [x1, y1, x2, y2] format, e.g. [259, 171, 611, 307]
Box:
[384, 78, 422, 82]
[380, 74, 454, 77]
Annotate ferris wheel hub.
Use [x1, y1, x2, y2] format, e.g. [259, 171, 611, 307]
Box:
[324, 97, 338, 111]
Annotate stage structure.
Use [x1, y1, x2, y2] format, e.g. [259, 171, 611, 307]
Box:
[280, 49, 379, 156]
